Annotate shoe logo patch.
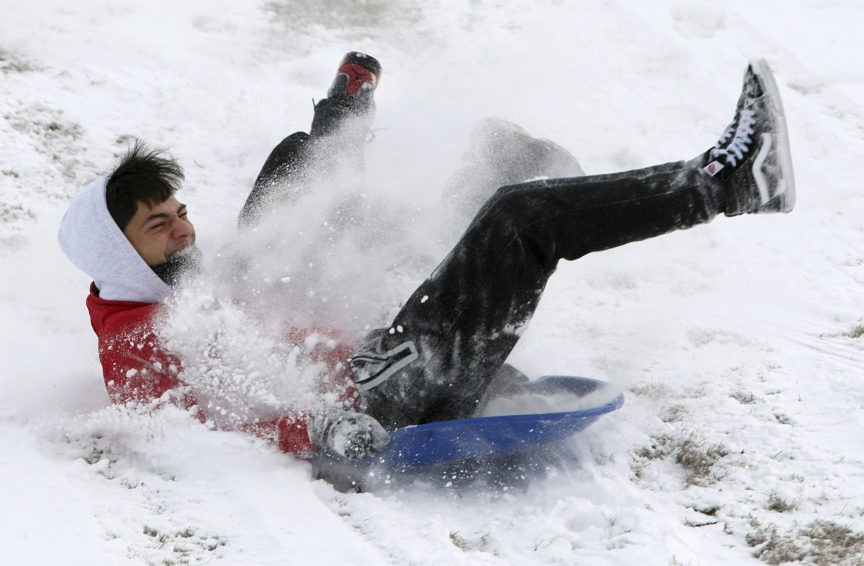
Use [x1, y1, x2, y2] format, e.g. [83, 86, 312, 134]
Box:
[704, 160, 725, 176]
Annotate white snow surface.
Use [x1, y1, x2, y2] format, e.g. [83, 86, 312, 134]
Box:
[2, 1, 864, 564]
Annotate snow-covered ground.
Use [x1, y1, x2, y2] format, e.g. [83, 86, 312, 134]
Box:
[2, 1, 864, 564]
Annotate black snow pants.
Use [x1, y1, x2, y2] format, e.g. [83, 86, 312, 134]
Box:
[242, 125, 725, 430]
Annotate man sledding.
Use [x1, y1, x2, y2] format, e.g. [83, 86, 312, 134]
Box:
[59, 52, 795, 460]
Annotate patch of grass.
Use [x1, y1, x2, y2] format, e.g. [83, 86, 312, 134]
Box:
[629, 382, 669, 399]
[661, 404, 687, 423]
[802, 520, 864, 566]
[0, 202, 36, 224]
[449, 531, 470, 550]
[265, 0, 422, 34]
[0, 47, 36, 73]
[695, 504, 720, 517]
[449, 530, 490, 552]
[773, 411, 793, 425]
[746, 518, 864, 565]
[5, 105, 82, 143]
[675, 437, 729, 486]
[766, 491, 796, 513]
[632, 433, 728, 486]
[631, 433, 673, 480]
[746, 518, 806, 564]
[730, 391, 757, 405]
[143, 525, 227, 561]
[3, 105, 89, 185]
[846, 323, 864, 339]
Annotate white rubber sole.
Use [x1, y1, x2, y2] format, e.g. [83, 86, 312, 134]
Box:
[748, 57, 796, 213]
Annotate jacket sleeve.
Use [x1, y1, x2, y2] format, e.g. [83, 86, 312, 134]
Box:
[97, 305, 318, 456]
[242, 327, 360, 456]
[97, 303, 187, 405]
[284, 326, 360, 410]
[242, 416, 315, 457]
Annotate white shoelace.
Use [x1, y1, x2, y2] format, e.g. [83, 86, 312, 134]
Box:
[709, 109, 757, 167]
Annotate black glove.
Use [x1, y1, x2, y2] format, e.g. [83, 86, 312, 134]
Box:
[308, 410, 390, 459]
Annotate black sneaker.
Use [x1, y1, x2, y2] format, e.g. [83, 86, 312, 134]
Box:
[702, 58, 795, 216]
[311, 52, 381, 138]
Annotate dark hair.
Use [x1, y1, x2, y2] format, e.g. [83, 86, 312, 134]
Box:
[105, 140, 185, 231]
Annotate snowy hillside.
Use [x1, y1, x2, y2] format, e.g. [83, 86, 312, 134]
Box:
[2, 1, 863, 564]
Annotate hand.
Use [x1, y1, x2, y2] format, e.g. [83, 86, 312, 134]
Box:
[308, 410, 390, 460]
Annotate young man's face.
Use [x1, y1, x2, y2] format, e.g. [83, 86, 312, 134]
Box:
[122, 196, 196, 267]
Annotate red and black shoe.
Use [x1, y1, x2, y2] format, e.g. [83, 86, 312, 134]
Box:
[327, 52, 381, 109]
[311, 52, 382, 138]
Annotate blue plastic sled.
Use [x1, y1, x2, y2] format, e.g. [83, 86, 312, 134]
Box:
[313, 376, 624, 490]
[374, 375, 624, 469]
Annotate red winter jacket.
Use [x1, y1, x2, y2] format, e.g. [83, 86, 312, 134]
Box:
[85, 283, 358, 456]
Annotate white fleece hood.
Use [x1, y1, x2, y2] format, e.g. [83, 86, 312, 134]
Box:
[58, 176, 171, 303]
